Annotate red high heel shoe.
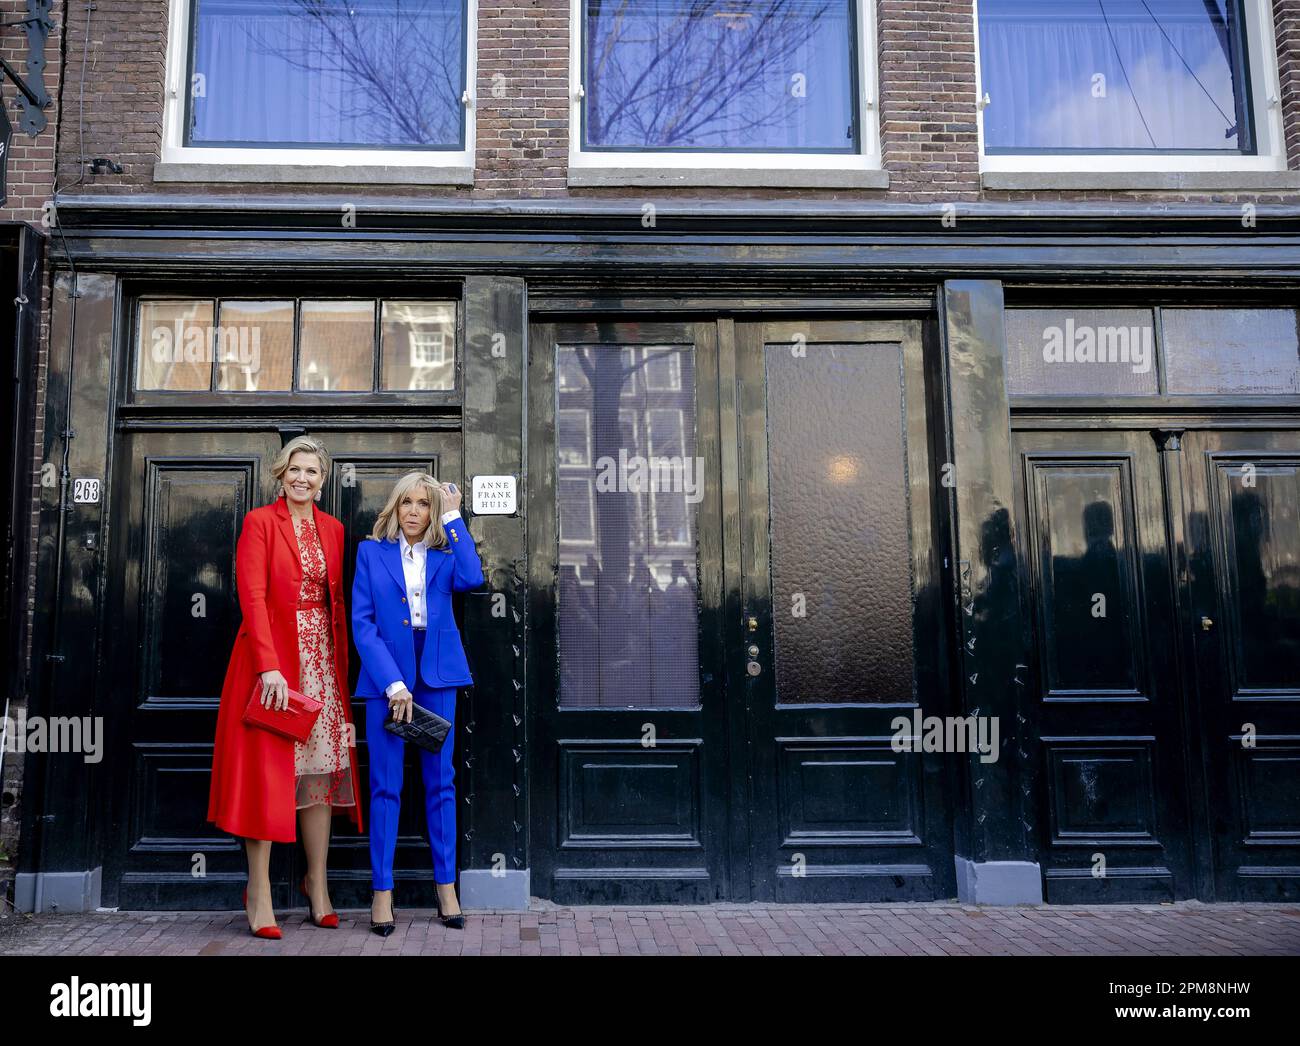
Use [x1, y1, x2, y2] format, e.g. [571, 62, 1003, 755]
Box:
[300, 875, 340, 929]
[242, 887, 282, 940]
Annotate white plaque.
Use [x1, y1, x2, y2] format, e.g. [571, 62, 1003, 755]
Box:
[73, 477, 101, 504]
[471, 475, 517, 515]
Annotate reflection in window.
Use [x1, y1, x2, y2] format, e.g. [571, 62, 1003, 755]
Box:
[299, 300, 375, 391]
[1003, 309, 1159, 396]
[187, 0, 468, 149]
[978, 1, 1255, 153]
[558, 409, 593, 467]
[1162, 309, 1300, 394]
[381, 301, 456, 391]
[137, 300, 215, 390]
[216, 300, 294, 391]
[556, 344, 699, 708]
[582, 0, 858, 152]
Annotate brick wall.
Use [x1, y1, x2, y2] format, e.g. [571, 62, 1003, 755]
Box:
[42, 0, 1300, 204]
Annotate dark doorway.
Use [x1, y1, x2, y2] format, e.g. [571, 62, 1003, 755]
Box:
[1013, 427, 1300, 903]
[527, 315, 956, 903]
[101, 425, 461, 910]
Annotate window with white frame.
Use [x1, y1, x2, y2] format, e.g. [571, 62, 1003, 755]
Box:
[162, 0, 476, 167]
[975, 0, 1287, 172]
[570, 0, 880, 171]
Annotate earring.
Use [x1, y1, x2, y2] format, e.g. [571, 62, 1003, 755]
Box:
[314, 490, 322, 502]
[278, 486, 286, 498]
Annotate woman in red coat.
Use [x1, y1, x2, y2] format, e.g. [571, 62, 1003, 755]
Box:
[207, 435, 363, 938]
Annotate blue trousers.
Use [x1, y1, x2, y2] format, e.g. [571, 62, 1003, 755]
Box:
[365, 629, 458, 890]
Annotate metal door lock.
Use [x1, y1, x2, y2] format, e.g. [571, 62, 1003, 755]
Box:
[746, 661, 762, 677]
[1201, 616, 1214, 631]
[747, 644, 759, 657]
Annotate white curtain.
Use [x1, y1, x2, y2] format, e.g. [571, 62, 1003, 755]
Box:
[980, 4, 1242, 151]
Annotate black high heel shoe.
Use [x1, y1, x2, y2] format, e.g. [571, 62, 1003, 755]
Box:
[370, 892, 396, 938]
[434, 888, 465, 930]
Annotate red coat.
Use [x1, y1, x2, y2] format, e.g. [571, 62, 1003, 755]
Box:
[207, 498, 363, 842]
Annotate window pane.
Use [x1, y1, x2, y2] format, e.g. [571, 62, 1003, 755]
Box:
[583, 0, 857, 151]
[298, 300, 375, 391]
[1004, 309, 1159, 396]
[380, 301, 456, 391]
[188, 0, 467, 148]
[765, 343, 914, 703]
[136, 300, 214, 391]
[215, 301, 294, 392]
[556, 344, 700, 708]
[979, 1, 1253, 153]
[1163, 309, 1300, 394]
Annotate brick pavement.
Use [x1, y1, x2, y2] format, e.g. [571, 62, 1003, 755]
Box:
[2, 901, 1298, 956]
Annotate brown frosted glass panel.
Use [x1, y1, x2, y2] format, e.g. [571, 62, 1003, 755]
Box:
[298, 300, 375, 391]
[1162, 309, 1300, 394]
[1004, 309, 1158, 396]
[1214, 460, 1300, 692]
[556, 344, 699, 708]
[215, 300, 293, 391]
[764, 343, 912, 704]
[381, 300, 456, 391]
[136, 300, 215, 390]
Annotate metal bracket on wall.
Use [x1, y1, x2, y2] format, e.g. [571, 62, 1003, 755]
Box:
[3, 1, 54, 129]
[0, 1, 54, 205]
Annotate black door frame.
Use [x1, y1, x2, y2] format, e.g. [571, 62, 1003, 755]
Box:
[1010, 412, 1300, 902]
[527, 307, 957, 903]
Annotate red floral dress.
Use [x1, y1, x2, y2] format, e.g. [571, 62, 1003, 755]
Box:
[293, 516, 355, 811]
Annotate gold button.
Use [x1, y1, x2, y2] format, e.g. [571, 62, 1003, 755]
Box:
[403, 619, 410, 626]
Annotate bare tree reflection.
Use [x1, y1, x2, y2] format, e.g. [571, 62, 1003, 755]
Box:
[586, 0, 845, 147]
[234, 0, 464, 145]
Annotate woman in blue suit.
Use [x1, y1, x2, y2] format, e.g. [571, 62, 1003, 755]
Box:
[352, 471, 484, 934]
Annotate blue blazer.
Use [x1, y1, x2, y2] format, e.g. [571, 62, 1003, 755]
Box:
[352, 515, 485, 698]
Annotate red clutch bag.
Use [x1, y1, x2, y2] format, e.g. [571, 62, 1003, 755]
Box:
[242, 679, 323, 743]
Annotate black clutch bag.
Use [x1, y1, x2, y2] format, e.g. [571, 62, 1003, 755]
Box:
[384, 702, 452, 754]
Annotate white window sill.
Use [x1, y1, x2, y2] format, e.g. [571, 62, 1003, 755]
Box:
[567, 166, 888, 189]
[981, 171, 1300, 191]
[153, 162, 474, 186]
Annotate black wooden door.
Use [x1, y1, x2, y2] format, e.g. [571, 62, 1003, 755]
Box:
[103, 425, 460, 910]
[1181, 429, 1300, 901]
[1011, 429, 1196, 902]
[306, 426, 462, 909]
[527, 320, 733, 903]
[733, 319, 956, 901]
[103, 428, 283, 908]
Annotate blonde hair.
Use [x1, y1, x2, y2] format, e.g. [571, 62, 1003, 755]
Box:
[271, 435, 331, 493]
[370, 471, 448, 549]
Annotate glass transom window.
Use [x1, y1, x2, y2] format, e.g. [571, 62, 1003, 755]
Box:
[185, 0, 469, 149]
[579, 0, 860, 152]
[134, 297, 457, 394]
[978, 0, 1260, 155]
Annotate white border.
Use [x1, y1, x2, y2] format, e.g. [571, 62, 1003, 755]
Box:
[974, 0, 1287, 173]
[161, 0, 477, 168]
[567, 0, 881, 172]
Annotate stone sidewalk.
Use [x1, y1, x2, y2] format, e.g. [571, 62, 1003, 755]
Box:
[2, 900, 1299, 956]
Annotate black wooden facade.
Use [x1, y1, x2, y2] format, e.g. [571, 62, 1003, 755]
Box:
[9, 195, 1300, 911]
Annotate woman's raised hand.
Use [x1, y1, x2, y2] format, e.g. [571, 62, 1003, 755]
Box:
[259, 669, 289, 711]
[439, 482, 462, 513]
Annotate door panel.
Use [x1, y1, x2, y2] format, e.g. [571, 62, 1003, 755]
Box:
[1012, 430, 1195, 902]
[736, 319, 955, 901]
[307, 428, 461, 909]
[104, 430, 282, 908]
[1183, 430, 1300, 901]
[529, 320, 732, 903]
